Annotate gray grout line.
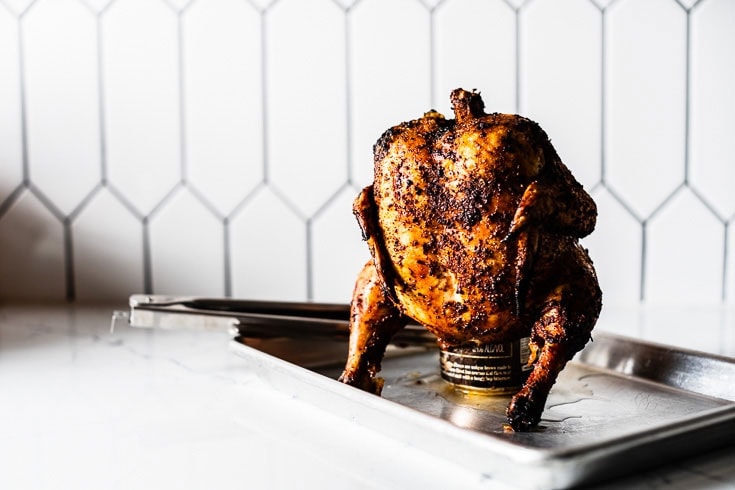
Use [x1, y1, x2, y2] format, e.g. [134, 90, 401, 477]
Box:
[514, 7, 521, 114]
[28, 183, 64, 222]
[646, 182, 687, 223]
[723, 222, 730, 302]
[227, 182, 266, 222]
[267, 182, 307, 222]
[142, 218, 152, 294]
[96, 11, 109, 183]
[0, 186, 25, 219]
[63, 219, 75, 301]
[176, 11, 188, 183]
[223, 218, 232, 297]
[106, 182, 144, 220]
[259, 8, 270, 185]
[68, 183, 103, 222]
[599, 7, 607, 185]
[311, 182, 351, 221]
[428, 5, 436, 109]
[640, 221, 648, 302]
[305, 219, 314, 301]
[17, 11, 29, 185]
[344, 10, 354, 185]
[683, 9, 692, 184]
[187, 184, 225, 221]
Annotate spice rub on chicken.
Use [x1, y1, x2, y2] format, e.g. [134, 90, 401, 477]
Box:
[338, 89, 602, 431]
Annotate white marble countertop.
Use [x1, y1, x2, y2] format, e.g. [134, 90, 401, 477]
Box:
[1, 303, 733, 490]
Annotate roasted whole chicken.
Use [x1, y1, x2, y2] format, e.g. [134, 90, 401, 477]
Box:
[338, 89, 602, 431]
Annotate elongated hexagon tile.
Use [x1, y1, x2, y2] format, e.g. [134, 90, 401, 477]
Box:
[583, 187, 642, 306]
[102, 0, 180, 216]
[639, 306, 724, 353]
[183, 0, 262, 216]
[230, 186, 307, 301]
[148, 187, 224, 296]
[605, 0, 686, 219]
[521, 0, 601, 189]
[0, 8, 22, 206]
[266, 0, 346, 218]
[595, 306, 643, 340]
[23, 0, 100, 216]
[72, 187, 144, 301]
[311, 185, 369, 303]
[644, 188, 724, 305]
[349, 0, 431, 188]
[0, 190, 65, 300]
[434, 0, 515, 116]
[689, 0, 735, 220]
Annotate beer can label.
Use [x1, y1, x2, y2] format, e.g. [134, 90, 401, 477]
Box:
[440, 337, 532, 392]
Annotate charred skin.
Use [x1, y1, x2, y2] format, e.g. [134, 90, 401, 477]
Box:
[339, 89, 602, 432]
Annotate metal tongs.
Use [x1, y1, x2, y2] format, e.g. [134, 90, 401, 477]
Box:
[113, 294, 437, 347]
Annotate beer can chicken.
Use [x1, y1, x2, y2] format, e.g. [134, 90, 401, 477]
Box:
[338, 89, 602, 431]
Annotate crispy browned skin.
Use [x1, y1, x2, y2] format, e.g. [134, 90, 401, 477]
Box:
[338, 89, 602, 431]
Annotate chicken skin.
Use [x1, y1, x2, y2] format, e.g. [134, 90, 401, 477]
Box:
[338, 89, 602, 431]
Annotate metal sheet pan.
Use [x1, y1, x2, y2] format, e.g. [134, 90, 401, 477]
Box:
[230, 333, 735, 490]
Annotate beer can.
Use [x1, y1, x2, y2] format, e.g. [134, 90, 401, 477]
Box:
[440, 337, 533, 394]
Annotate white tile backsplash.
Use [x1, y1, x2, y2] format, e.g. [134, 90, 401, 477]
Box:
[689, 0, 735, 221]
[728, 223, 735, 303]
[310, 184, 369, 303]
[0, 7, 22, 207]
[266, 0, 347, 218]
[183, 0, 263, 216]
[605, 0, 687, 220]
[433, 0, 516, 115]
[103, 0, 181, 215]
[149, 186, 225, 296]
[229, 185, 307, 301]
[73, 187, 144, 301]
[0, 190, 66, 300]
[0, 0, 733, 312]
[585, 186, 643, 305]
[348, 0, 431, 187]
[24, 0, 100, 216]
[521, 0, 602, 189]
[644, 187, 724, 305]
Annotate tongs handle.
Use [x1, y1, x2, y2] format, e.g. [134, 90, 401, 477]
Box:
[119, 294, 436, 347]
